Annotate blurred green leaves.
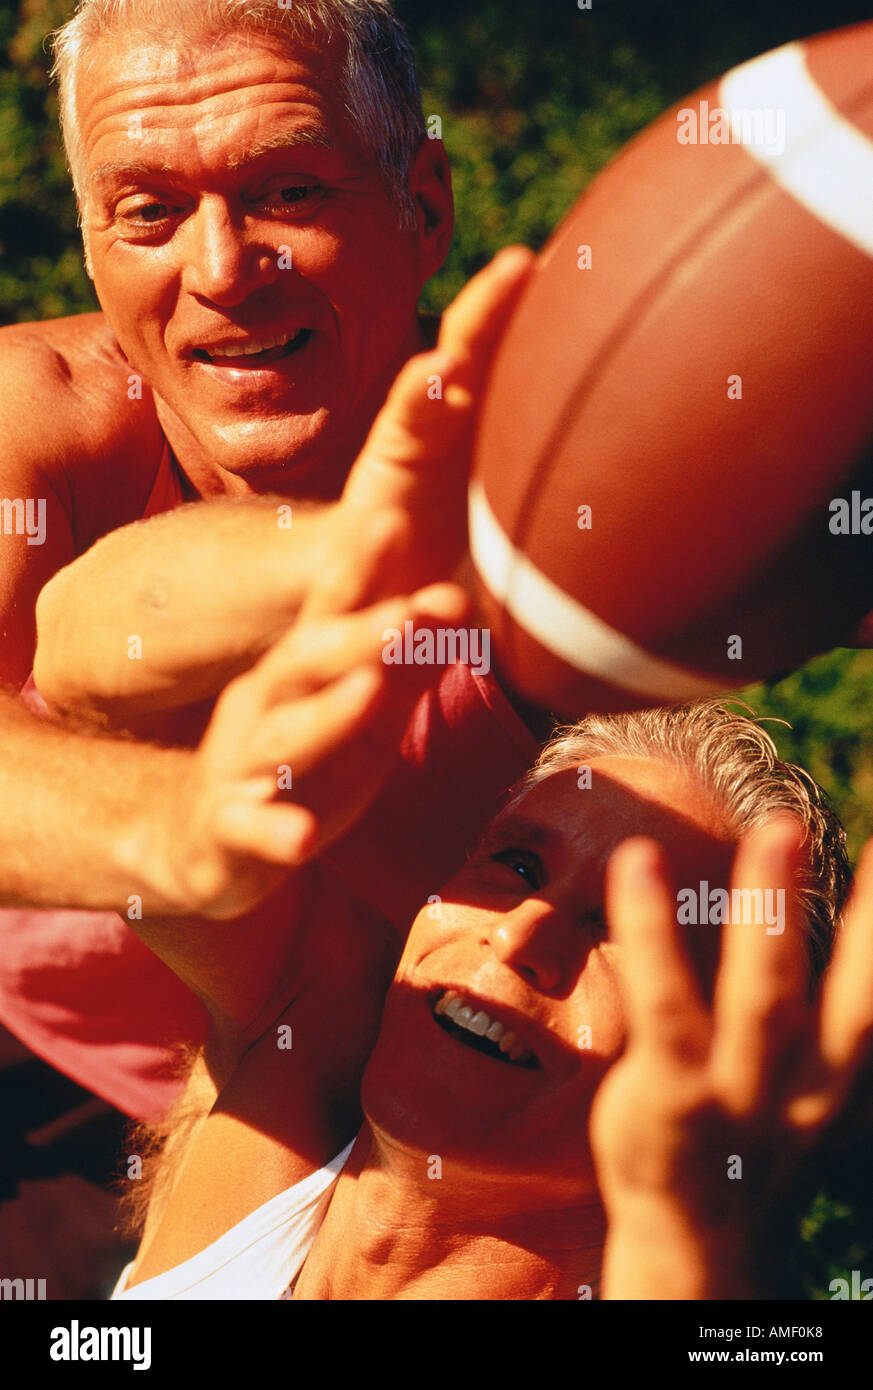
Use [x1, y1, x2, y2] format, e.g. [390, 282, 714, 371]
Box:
[743, 649, 873, 864]
[0, 0, 96, 320]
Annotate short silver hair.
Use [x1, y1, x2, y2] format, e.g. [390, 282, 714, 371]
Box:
[50, 0, 425, 224]
[511, 700, 850, 986]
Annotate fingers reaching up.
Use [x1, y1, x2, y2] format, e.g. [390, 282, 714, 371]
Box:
[309, 247, 535, 618]
[606, 836, 710, 1063]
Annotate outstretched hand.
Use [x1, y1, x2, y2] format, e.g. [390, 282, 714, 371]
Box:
[591, 821, 873, 1299]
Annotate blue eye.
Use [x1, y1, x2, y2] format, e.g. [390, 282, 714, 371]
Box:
[491, 850, 542, 890]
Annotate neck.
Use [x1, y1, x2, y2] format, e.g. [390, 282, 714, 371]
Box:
[296, 1127, 605, 1301]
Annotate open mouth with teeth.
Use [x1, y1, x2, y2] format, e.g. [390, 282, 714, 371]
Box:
[193, 327, 312, 366]
[432, 990, 539, 1069]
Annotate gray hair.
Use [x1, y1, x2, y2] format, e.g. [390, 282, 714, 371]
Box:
[50, 0, 425, 223]
[511, 700, 850, 986]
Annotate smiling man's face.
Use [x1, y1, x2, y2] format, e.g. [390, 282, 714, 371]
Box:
[78, 29, 450, 497]
[361, 757, 735, 1200]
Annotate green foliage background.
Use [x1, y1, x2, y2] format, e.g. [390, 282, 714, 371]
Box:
[2, 0, 872, 1298]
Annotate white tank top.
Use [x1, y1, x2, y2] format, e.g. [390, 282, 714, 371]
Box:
[110, 1141, 355, 1300]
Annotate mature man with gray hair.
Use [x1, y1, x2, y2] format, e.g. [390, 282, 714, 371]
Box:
[48, 0, 447, 500]
[0, 0, 537, 1120]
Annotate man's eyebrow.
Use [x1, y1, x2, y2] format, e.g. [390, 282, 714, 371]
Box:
[474, 816, 554, 854]
[89, 158, 175, 187]
[87, 127, 336, 187]
[225, 126, 335, 169]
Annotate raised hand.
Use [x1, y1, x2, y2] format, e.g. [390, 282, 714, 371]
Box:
[591, 821, 873, 1299]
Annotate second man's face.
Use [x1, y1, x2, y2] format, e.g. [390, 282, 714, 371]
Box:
[362, 757, 736, 1201]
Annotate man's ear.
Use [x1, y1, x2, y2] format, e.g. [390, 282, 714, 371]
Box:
[407, 137, 454, 282]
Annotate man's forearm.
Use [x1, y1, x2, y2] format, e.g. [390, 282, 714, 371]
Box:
[34, 494, 331, 720]
[0, 690, 194, 914]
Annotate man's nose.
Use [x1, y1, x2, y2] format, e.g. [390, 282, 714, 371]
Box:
[484, 899, 571, 993]
[180, 198, 280, 305]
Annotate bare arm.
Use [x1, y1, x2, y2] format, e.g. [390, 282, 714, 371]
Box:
[0, 597, 452, 929]
[0, 687, 192, 912]
[34, 495, 334, 720]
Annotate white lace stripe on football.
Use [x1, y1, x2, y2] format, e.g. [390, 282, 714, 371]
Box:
[467, 481, 727, 701]
[719, 42, 873, 260]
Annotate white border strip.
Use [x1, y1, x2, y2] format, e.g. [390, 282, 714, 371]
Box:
[468, 481, 727, 701]
[719, 42, 873, 259]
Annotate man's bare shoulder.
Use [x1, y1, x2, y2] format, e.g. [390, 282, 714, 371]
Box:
[0, 312, 145, 412]
[0, 313, 167, 537]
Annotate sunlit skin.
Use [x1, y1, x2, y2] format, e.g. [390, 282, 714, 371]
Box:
[293, 757, 737, 1300]
[78, 30, 453, 499]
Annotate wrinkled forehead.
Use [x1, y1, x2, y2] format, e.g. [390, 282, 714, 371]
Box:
[495, 757, 736, 887]
[78, 22, 335, 84]
[74, 27, 356, 182]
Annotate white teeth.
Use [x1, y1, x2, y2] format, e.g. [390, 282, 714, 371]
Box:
[433, 990, 532, 1065]
[498, 1031, 530, 1065]
[207, 331, 291, 359]
[434, 990, 457, 1017]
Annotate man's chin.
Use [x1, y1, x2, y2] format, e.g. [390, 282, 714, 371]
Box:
[209, 431, 348, 499]
[360, 1029, 603, 1194]
[157, 397, 356, 499]
[360, 1054, 534, 1176]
